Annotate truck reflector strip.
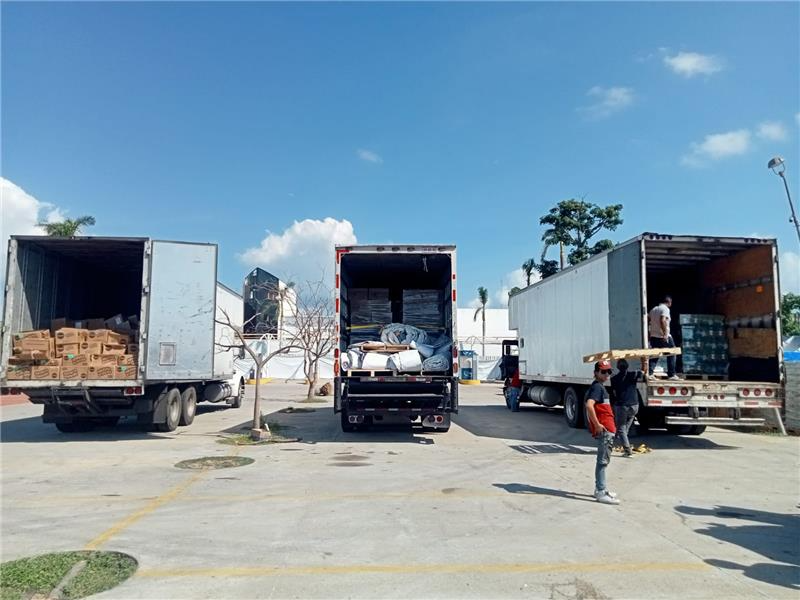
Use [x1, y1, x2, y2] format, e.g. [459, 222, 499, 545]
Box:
[452, 290, 456, 302]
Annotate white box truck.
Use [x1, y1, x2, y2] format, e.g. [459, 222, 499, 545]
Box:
[0, 236, 247, 432]
[333, 244, 459, 432]
[508, 233, 785, 434]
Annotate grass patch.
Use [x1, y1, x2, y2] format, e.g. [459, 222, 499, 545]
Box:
[174, 456, 255, 469]
[0, 551, 137, 600]
[218, 433, 300, 445]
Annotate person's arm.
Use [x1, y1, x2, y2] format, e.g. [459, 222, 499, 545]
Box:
[586, 399, 604, 434]
[660, 315, 669, 338]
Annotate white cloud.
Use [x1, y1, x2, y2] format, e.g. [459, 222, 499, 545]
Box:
[681, 129, 751, 167]
[239, 218, 357, 283]
[494, 268, 533, 307]
[357, 149, 383, 164]
[781, 251, 799, 295]
[663, 51, 723, 78]
[578, 86, 635, 119]
[0, 178, 66, 283]
[757, 121, 787, 142]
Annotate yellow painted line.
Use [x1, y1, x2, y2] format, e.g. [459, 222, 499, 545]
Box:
[84, 471, 206, 550]
[181, 489, 502, 503]
[138, 561, 709, 579]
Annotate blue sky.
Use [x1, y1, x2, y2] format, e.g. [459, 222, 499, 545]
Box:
[2, 2, 799, 301]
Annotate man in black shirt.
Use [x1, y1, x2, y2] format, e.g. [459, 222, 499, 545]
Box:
[610, 358, 643, 457]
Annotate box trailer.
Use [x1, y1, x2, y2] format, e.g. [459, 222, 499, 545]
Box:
[0, 236, 247, 432]
[333, 245, 458, 432]
[508, 233, 785, 433]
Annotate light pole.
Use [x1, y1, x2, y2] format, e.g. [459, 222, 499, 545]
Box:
[768, 156, 800, 244]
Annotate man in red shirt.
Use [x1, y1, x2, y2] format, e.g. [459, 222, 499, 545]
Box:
[505, 368, 522, 412]
[585, 360, 620, 505]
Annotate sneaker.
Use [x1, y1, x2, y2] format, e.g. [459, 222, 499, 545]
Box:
[594, 490, 620, 505]
[605, 490, 618, 498]
[667, 375, 681, 381]
[623, 451, 634, 458]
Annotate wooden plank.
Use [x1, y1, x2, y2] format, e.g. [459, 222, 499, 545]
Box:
[359, 343, 410, 352]
[711, 284, 775, 319]
[583, 347, 682, 363]
[702, 245, 772, 288]
[727, 328, 778, 359]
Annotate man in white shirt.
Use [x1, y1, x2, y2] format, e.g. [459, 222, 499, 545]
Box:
[648, 295, 678, 380]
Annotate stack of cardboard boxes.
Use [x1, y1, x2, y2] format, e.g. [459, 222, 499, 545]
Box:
[7, 314, 140, 381]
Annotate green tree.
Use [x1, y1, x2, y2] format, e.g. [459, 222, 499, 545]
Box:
[38, 216, 96, 237]
[521, 259, 536, 286]
[782, 293, 800, 337]
[473, 286, 489, 357]
[538, 199, 623, 276]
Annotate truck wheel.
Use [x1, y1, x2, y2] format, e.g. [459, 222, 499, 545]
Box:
[340, 409, 356, 432]
[563, 387, 584, 429]
[156, 388, 181, 432]
[687, 425, 706, 435]
[231, 380, 244, 408]
[98, 417, 120, 427]
[56, 420, 95, 433]
[179, 386, 197, 426]
[666, 425, 693, 435]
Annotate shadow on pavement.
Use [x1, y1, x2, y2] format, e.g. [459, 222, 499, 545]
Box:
[223, 407, 437, 445]
[676, 504, 800, 590]
[0, 415, 169, 443]
[493, 483, 597, 503]
[455, 403, 739, 450]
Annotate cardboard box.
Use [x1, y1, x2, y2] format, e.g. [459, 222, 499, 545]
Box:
[103, 344, 126, 356]
[79, 342, 103, 355]
[117, 354, 138, 366]
[51, 318, 73, 333]
[15, 338, 51, 353]
[31, 366, 61, 380]
[56, 343, 81, 357]
[105, 314, 126, 330]
[63, 354, 90, 367]
[127, 343, 140, 354]
[44, 357, 63, 367]
[14, 330, 50, 341]
[91, 354, 119, 366]
[49, 338, 56, 357]
[6, 366, 31, 380]
[11, 349, 49, 362]
[54, 328, 88, 343]
[60, 366, 89, 380]
[110, 332, 132, 345]
[86, 318, 107, 330]
[128, 315, 140, 329]
[86, 329, 114, 344]
[88, 365, 115, 379]
[114, 365, 136, 379]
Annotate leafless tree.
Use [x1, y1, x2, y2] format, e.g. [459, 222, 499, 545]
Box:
[215, 305, 300, 439]
[286, 279, 336, 399]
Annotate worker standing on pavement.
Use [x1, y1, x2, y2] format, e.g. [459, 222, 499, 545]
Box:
[585, 360, 620, 505]
[648, 295, 679, 380]
[505, 367, 522, 412]
[610, 358, 643, 457]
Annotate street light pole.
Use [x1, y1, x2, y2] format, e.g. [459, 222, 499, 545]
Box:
[767, 156, 800, 245]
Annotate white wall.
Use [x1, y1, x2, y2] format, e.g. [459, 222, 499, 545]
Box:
[456, 308, 515, 359]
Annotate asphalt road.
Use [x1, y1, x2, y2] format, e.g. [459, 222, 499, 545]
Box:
[1, 382, 798, 599]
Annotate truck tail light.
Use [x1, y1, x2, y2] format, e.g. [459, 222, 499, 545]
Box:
[124, 386, 143, 396]
[668, 387, 677, 395]
[680, 387, 689, 396]
[754, 388, 761, 397]
[742, 388, 750, 396]
[765, 389, 773, 397]
[657, 387, 665, 395]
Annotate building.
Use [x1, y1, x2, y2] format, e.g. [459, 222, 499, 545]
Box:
[242, 268, 296, 336]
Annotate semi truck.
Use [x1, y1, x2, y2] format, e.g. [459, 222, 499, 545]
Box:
[333, 245, 459, 432]
[0, 236, 247, 432]
[508, 233, 786, 434]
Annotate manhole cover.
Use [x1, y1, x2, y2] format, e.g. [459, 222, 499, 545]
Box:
[0, 551, 137, 600]
[175, 456, 255, 470]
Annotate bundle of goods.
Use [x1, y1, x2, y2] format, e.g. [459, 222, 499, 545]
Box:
[679, 314, 728, 376]
[402, 290, 442, 329]
[7, 314, 140, 381]
[341, 323, 452, 374]
[348, 288, 392, 346]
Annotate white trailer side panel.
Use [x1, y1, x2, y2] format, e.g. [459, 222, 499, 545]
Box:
[510, 255, 611, 380]
[214, 283, 243, 379]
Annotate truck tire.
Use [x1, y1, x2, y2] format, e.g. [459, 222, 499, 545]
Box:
[231, 380, 244, 408]
[667, 424, 707, 435]
[55, 420, 95, 433]
[98, 416, 120, 427]
[563, 387, 584, 429]
[156, 388, 181, 432]
[179, 386, 197, 426]
[687, 425, 707, 435]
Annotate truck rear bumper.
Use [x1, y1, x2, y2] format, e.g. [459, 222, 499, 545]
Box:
[664, 415, 765, 427]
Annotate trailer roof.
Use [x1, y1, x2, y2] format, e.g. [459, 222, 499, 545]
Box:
[335, 244, 456, 252]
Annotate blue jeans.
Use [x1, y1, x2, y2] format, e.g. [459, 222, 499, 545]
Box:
[648, 336, 676, 377]
[506, 387, 520, 410]
[614, 405, 638, 452]
[595, 430, 615, 492]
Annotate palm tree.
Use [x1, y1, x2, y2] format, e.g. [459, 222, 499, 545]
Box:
[38, 216, 96, 237]
[521, 259, 536, 286]
[473, 286, 488, 357]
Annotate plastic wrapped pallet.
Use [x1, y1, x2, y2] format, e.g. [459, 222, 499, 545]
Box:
[349, 288, 392, 346]
[680, 314, 729, 376]
[402, 290, 442, 329]
[389, 350, 423, 372]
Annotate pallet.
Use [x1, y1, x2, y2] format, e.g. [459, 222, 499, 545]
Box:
[583, 347, 682, 363]
[358, 343, 411, 353]
[347, 369, 397, 377]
